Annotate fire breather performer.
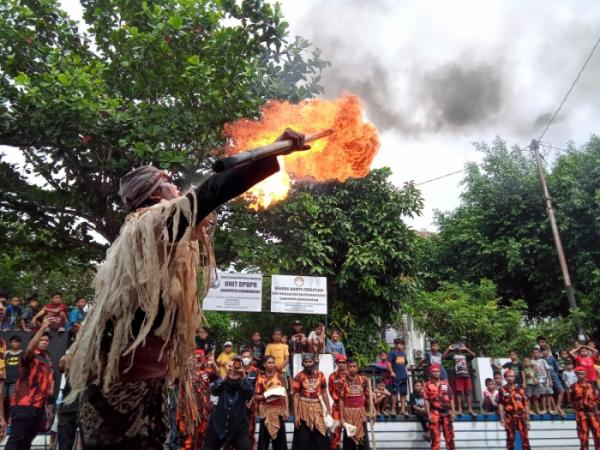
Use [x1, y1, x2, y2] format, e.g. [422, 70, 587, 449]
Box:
[292, 354, 331, 450]
[66, 130, 309, 450]
[572, 366, 600, 450]
[424, 364, 455, 450]
[498, 369, 530, 450]
[339, 358, 371, 450]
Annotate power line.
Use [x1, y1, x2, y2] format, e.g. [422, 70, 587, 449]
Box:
[414, 169, 466, 186]
[537, 30, 600, 142]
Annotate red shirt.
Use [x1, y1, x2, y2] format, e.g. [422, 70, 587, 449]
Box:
[256, 372, 287, 408]
[498, 385, 528, 414]
[424, 379, 453, 412]
[12, 349, 54, 409]
[293, 370, 326, 399]
[575, 355, 598, 382]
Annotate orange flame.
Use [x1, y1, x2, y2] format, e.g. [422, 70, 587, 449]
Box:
[223, 94, 380, 209]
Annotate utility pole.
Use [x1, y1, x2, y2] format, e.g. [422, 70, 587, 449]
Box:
[530, 140, 584, 341]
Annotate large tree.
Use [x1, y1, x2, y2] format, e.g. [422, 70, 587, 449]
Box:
[213, 168, 424, 362]
[431, 136, 600, 336]
[0, 0, 327, 262]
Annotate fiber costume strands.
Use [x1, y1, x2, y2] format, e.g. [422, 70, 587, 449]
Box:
[68, 190, 215, 443]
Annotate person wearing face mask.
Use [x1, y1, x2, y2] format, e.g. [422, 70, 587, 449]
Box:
[240, 348, 259, 450]
[292, 353, 331, 450]
[202, 357, 254, 450]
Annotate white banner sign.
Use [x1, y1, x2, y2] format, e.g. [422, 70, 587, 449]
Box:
[203, 272, 263, 312]
[270, 275, 327, 315]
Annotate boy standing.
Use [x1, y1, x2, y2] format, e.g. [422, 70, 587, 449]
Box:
[33, 292, 67, 331]
[498, 369, 530, 450]
[531, 347, 553, 415]
[541, 345, 564, 415]
[249, 332, 266, 369]
[424, 364, 455, 450]
[562, 360, 577, 406]
[419, 340, 448, 380]
[572, 366, 600, 450]
[443, 339, 476, 416]
[388, 338, 409, 416]
[4, 336, 23, 421]
[265, 329, 290, 378]
[2, 296, 22, 332]
[339, 358, 371, 450]
[216, 341, 237, 378]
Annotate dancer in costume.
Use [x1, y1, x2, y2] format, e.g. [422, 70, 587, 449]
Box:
[67, 130, 308, 449]
[329, 354, 348, 450]
[424, 364, 455, 450]
[339, 358, 371, 450]
[498, 369, 530, 450]
[292, 354, 331, 450]
[255, 355, 289, 450]
[572, 366, 600, 450]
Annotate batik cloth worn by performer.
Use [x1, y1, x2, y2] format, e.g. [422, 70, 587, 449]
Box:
[292, 354, 331, 450]
[424, 364, 455, 450]
[329, 354, 348, 450]
[66, 130, 309, 450]
[255, 355, 289, 450]
[339, 359, 371, 450]
[177, 350, 217, 450]
[498, 369, 530, 450]
[572, 366, 600, 450]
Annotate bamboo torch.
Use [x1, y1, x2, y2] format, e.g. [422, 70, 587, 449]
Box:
[212, 129, 333, 173]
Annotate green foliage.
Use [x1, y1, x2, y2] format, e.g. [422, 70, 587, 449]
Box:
[0, 0, 328, 259]
[431, 137, 600, 339]
[215, 167, 424, 361]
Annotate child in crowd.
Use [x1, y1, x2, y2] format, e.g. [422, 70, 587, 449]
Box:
[523, 357, 537, 405]
[569, 343, 598, 384]
[20, 295, 39, 332]
[374, 380, 391, 416]
[410, 380, 431, 442]
[561, 359, 577, 407]
[265, 329, 290, 378]
[4, 335, 23, 422]
[33, 292, 67, 331]
[482, 378, 499, 414]
[307, 322, 326, 354]
[418, 340, 448, 380]
[495, 350, 526, 386]
[216, 341, 236, 378]
[389, 338, 410, 416]
[541, 345, 565, 415]
[2, 296, 22, 332]
[443, 338, 476, 416]
[249, 331, 266, 369]
[325, 329, 346, 356]
[376, 351, 394, 415]
[494, 371, 504, 389]
[557, 349, 570, 376]
[531, 347, 553, 415]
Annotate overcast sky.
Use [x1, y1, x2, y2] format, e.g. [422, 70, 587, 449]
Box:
[8, 1, 600, 230]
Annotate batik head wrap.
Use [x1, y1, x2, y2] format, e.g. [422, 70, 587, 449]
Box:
[119, 165, 170, 210]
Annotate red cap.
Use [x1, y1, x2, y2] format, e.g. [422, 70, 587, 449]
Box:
[428, 363, 441, 373]
[575, 366, 587, 373]
[503, 369, 515, 378]
[195, 349, 205, 357]
[336, 354, 347, 363]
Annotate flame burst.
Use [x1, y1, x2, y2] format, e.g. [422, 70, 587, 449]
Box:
[223, 94, 380, 209]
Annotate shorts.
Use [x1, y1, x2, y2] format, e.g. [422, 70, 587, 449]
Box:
[392, 379, 408, 396]
[532, 382, 552, 397]
[453, 376, 472, 393]
[550, 374, 564, 393]
[525, 385, 535, 398]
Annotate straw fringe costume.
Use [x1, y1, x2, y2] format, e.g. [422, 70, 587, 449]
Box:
[292, 370, 330, 450]
[67, 157, 280, 449]
[256, 372, 288, 450]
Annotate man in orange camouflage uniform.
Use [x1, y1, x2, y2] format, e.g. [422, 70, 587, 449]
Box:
[292, 353, 331, 450]
[177, 350, 217, 450]
[572, 366, 600, 450]
[498, 369, 530, 450]
[424, 364, 455, 450]
[329, 354, 348, 449]
[339, 358, 371, 450]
